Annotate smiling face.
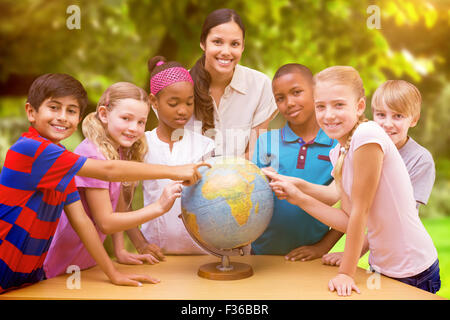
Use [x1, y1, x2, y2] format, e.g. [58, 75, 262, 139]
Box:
[372, 103, 417, 149]
[150, 81, 194, 138]
[272, 72, 316, 128]
[314, 81, 365, 145]
[98, 98, 149, 149]
[201, 20, 244, 78]
[26, 96, 81, 144]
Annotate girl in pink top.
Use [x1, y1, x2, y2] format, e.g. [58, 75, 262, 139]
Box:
[263, 66, 440, 296]
[44, 82, 188, 280]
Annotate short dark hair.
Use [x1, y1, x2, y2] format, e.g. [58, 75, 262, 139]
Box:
[273, 63, 313, 84]
[27, 73, 88, 116]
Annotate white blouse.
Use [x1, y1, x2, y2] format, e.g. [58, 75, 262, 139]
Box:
[141, 128, 215, 254]
[185, 64, 278, 157]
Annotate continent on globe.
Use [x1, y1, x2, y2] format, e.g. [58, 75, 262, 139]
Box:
[202, 171, 255, 226]
[182, 208, 207, 246]
[180, 157, 274, 251]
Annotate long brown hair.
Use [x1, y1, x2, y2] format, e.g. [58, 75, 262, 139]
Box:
[189, 8, 245, 134]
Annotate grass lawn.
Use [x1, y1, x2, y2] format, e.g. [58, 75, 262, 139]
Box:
[329, 216, 450, 299]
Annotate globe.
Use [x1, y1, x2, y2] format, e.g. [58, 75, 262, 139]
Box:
[181, 156, 273, 279]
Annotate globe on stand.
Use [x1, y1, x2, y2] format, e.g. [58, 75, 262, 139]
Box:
[181, 157, 274, 280]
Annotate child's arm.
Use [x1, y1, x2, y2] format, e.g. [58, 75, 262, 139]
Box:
[125, 227, 166, 261]
[322, 234, 369, 266]
[64, 201, 160, 286]
[111, 231, 159, 265]
[295, 180, 339, 206]
[329, 143, 383, 296]
[111, 191, 161, 265]
[268, 178, 349, 232]
[262, 167, 340, 206]
[77, 159, 211, 186]
[285, 229, 344, 262]
[86, 181, 182, 234]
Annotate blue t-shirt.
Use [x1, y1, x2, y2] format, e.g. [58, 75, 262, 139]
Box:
[251, 123, 337, 255]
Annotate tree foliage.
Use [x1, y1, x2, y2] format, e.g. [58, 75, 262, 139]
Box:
[0, 0, 449, 158]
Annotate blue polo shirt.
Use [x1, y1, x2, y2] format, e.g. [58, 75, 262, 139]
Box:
[251, 123, 337, 255]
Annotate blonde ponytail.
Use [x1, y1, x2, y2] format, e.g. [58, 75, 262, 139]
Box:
[82, 112, 121, 160]
[333, 115, 368, 188]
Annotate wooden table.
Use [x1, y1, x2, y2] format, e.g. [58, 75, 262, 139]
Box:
[0, 255, 445, 300]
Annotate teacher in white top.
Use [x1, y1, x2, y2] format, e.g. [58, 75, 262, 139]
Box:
[188, 8, 278, 159]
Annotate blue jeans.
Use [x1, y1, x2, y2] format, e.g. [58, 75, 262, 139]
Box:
[390, 259, 441, 294]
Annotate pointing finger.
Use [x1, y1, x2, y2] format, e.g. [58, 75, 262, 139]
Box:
[262, 169, 278, 180]
[195, 162, 212, 169]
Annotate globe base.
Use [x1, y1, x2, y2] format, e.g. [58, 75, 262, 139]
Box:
[198, 261, 253, 280]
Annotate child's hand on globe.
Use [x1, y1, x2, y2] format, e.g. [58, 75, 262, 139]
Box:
[180, 157, 274, 251]
[158, 181, 183, 213]
[262, 167, 304, 187]
[269, 179, 305, 207]
[174, 162, 212, 186]
[260, 167, 278, 181]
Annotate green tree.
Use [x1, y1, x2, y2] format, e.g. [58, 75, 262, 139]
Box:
[0, 0, 448, 158]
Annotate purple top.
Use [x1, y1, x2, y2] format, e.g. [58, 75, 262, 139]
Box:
[43, 139, 121, 278]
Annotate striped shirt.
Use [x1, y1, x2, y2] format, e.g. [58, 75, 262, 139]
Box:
[0, 126, 87, 293]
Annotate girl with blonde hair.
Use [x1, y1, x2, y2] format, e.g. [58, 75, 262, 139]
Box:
[263, 66, 440, 296]
[43, 82, 200, 281]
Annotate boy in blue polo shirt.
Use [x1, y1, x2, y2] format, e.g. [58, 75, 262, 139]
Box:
[251, 64, 341, 260]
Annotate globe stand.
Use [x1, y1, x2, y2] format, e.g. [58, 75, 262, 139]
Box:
[198, 255, 253, 281]
[216, 255, 233, 272]
[180, 211, 255, 281]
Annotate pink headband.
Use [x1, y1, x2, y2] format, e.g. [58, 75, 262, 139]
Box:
[150, 64, 194, 95]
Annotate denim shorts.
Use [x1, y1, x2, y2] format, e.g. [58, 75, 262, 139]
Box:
[389, 259, 441, 294]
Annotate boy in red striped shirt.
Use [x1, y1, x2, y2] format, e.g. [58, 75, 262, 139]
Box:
[0, 73, 208, 293]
